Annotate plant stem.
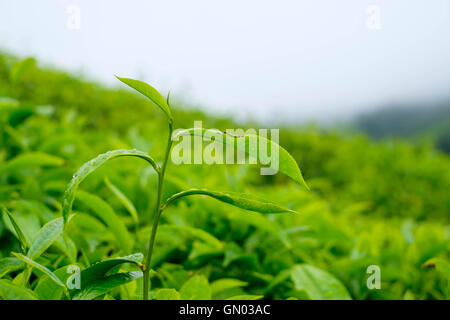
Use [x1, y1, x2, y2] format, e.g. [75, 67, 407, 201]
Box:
[143, 123, 173, 300]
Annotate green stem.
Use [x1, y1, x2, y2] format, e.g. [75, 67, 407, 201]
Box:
[143, 123, 173, 300]
[160, 189, 212, 212]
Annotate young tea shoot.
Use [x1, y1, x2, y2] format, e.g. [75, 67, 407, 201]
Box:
[61, 76, 309, 300]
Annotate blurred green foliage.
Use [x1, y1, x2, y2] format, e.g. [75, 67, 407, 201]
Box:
[0, 54, 448, 300]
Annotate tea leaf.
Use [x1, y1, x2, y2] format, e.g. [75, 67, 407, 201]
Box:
[0, 96, 19, 109]
[116, 76, 173, 122]
[290, 264, 351, 300]
[62, 149, 158, 225]
[12, 253, 67, 297]
[2, 209, 40, 248]
[227, 210, 291, 247]
[105, 177, 139, 225]
[54, 235, 77, 263]
[2, 206, 29, 252]
[158, 224, 223, 249]
[211, 278, 248, 296]
[76, 191, 133, 253]
[264, 269, 291, 294]
[0, 257, 24, 278]
[10, 57, 36, 84]
[0, 279, 38, 300]
[0, 152, 65, 175]
[70, 253, 143, 298]
[27, 217, 64, 259]
[162, 189, 297, 214]
[422, 258, 450, 277]
[73, 271, 143, 300]
[34, 264, 75, 300]
[180, 275, 211, 300]
[172, 128, 308, 189]
[11, 200, 54, 223]
[154, 288, 181, 300]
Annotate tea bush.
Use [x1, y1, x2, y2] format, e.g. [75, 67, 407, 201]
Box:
[0, 54, 448, 300]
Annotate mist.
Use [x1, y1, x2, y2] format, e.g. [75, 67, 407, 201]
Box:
[1, 0, 450, 124]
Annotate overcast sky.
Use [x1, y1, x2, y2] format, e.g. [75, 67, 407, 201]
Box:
[1, 0, 450, 123]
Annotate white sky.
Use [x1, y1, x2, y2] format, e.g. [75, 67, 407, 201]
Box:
[1, 0, 450, 124]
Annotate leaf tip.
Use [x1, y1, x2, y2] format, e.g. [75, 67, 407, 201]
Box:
[304, 182, 311, 191]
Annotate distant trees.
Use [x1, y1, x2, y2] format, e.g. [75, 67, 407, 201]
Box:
[355, 102, 450, 153]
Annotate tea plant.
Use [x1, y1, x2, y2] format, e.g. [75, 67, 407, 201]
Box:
[61, 76, 309, 300]
[0, 55, 448, 300]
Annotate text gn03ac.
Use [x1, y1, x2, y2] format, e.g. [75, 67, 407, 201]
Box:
[179, 304, 271, 317]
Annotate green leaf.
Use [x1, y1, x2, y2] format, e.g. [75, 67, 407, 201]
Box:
[104, 177, 139, 225]
[73, 271, 143, 300]
[172, 128, 308, 189]
[163, 189, 297, 214]
[211, 278, 248, 296]
[2, 206, 29, 252]
[8, 106, 34, 127]
[157, 264, 188, 290]
[187, 241, 222, 262]
[34, 264, 75, 300]
[12, 270, 28, 287]
[27, 217, 64, 259]
[264, 269, 291, 294]
[0, 96, 19, 109]
[158, 224, 223, 249]
[222, 242, 246, 268]
[226, 295, 263, 300]
[290, 264, 351, 300]
[54, 235, 77, 263]
[0, 257, 24, 278]
[180, 275, 211, 300]
[75, 191, 133, 253]
[2, 208, 41, 249]
[0, 152, 65, 175]
[116, 76, 173, 122]
[12, 253, 68, 297]
[154, 288, 181, 300]
[70, 253, 143, 298]
[227, 210, 291, 247]
[62, 149, 158, 225]
[0, 279, 38, 300]
[11, 200, 54, 223]
[10, 57, 36, 84]
[422, 258, 450, 277]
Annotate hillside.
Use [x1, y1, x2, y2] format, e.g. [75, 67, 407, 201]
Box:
[354, 103, 450, 153]
[0, 54, 448, 300]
